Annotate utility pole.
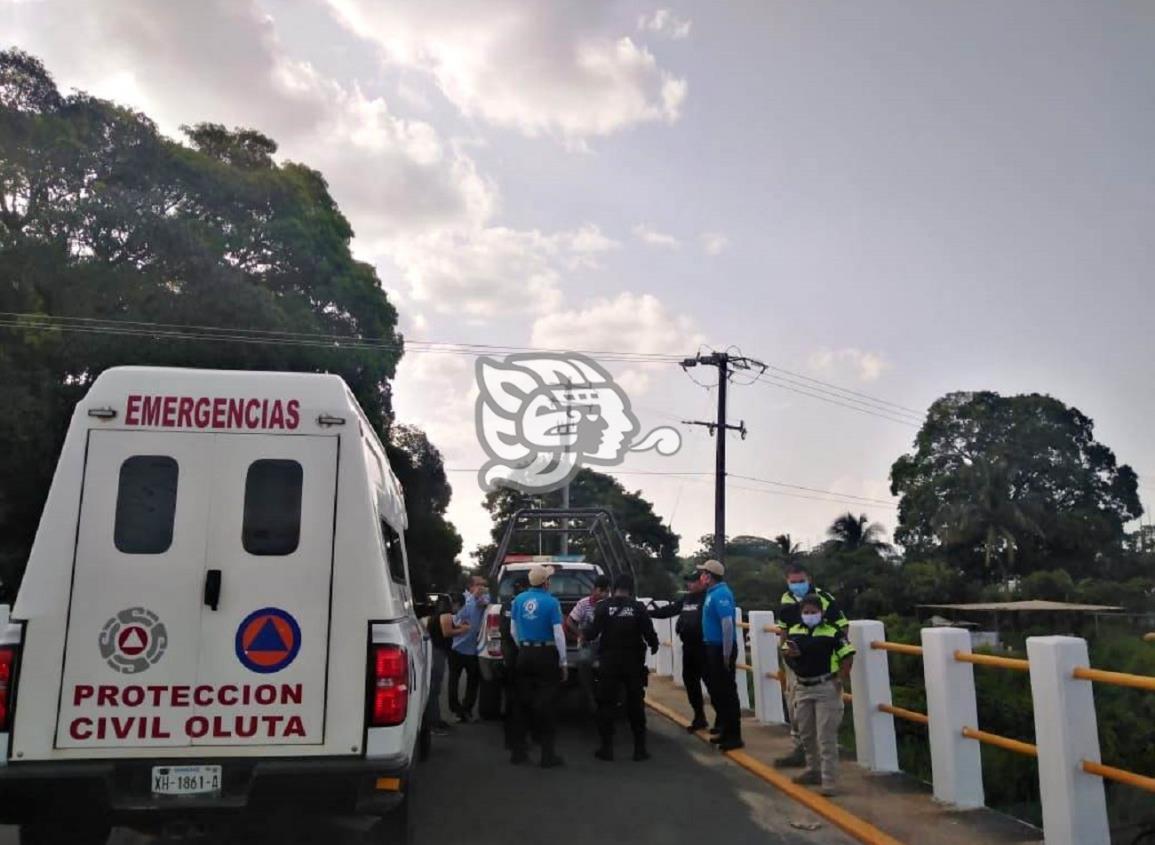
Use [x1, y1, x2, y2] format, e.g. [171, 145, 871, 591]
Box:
[682, 351, 765, 564]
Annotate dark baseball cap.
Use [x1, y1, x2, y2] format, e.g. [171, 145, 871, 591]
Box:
[683, 570, 702, 582]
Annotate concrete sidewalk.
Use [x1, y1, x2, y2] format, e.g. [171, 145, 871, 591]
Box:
[645, 676, 1042, 845]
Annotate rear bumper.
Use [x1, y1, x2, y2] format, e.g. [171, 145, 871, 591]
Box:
[0, 754, 411, 825]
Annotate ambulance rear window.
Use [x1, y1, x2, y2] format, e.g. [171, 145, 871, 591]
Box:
[114, 455, 178, 554]
[243, 460, 302, 555]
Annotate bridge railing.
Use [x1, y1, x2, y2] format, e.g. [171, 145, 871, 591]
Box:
[643, 609, 1154, 845]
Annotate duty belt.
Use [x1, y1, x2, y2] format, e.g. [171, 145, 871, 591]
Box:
[519, 641, 554, 647]
[796, 672, 838, 686]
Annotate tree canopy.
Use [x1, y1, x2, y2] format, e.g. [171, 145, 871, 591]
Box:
[0, 49, 458, 593]
[890, 391, 1141, 582]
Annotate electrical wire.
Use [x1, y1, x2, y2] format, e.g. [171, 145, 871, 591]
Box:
[753, 372, 920, 428]
[757, 369, 922, 422]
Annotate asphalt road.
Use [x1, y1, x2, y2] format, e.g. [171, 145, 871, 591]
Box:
[0, 696, 854, 844]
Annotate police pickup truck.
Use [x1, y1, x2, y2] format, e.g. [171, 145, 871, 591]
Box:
[0, 367, 429, 844]
[474, 509, 636, 719]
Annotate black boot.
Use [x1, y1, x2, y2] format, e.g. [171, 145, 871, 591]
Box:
[594, 743, 614, 762]
[633, 739, 650, 762]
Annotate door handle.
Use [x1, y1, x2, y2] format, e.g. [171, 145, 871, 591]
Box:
[204, 569, 222, 611]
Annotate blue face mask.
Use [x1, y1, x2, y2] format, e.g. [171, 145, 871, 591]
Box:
[788, 581, 810, 599]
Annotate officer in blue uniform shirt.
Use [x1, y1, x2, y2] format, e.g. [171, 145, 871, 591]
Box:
[509, 565, 568, 768]
[698, 559, 743, 751]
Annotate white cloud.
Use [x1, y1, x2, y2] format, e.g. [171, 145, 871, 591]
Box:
[530, 292, 703, 392]
[633, 223, 680, 248]
[326, 0, 687, 142]
[637, 9, 693, 40]
[387, 224, 617, 319]
[808, 348, 891, 383]
[6, 0, 493, 241]
[701, 231, 730, 255]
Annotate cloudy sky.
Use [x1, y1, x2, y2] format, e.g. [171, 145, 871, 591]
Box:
[6, 0, 1153, 559]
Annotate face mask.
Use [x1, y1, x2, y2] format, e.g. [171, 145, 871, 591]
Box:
[788, 581, 810, 598]
[801, 612, 822, 627]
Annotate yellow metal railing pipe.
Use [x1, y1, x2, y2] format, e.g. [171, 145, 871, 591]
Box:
[737, 621, 751, 630]
[1143, 632, 1155, 643]
[871, 640, 924, 657]
[878, 703, 929, 725]
[763, 624, 780, 634]
[767, 670, 783, 681]
[842, 691, 853, 704]
[1082, 760, 1155, 794]
[954, 651, 1030, 672]
[1072, 666, 1155, 693]
[961, 726, 1038, 758]
[736, 662, 752, 672]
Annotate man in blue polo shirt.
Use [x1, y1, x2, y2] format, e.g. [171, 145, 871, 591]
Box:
[698, 558, 743, 751]
[448, 575, 489, 722]
[509, 565, 568, 768]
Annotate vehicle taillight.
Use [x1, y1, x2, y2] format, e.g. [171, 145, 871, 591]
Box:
[485, 614, 503, 657]
[369, 644, 408, 727]
[0, 646, 17, 732]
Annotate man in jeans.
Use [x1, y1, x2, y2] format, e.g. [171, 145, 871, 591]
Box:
[448, 575, 489, 722]
[566, 575, 610, 713]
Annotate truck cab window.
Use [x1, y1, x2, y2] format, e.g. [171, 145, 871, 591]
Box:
[114, 455, 179, 554]
[380, 519, 406, 584]
[243, 460, 302, 555]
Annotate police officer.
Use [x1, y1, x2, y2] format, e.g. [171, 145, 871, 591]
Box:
[499, 577, 529, 750]
[698, 559, 743, 751]
[509, 565, 568, 768]
[648, 570, 710, 732]
[775, 563, 848, 768]
[781, 592, 855, 795]
[584, 573, 659, 762]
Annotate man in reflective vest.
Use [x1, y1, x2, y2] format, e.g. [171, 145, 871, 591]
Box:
[775, 563, 848, 768]
[781, 592, 855, 795]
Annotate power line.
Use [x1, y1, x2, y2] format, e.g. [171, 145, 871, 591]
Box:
[757, 369, 923, 422]
[765, 363, 923, 415]
[441, 467, 900, 510]
[753, 372, 920, 428]
[0, 312, 685, 364]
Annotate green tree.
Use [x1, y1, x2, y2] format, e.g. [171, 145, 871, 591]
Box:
[385, 425, 463, 595]
[473, 469, 680, 597]
[890, 391, 1141, 582]
[0, 50, 466, 594]
[773, 533, 802, 565]
[826, 512, 892, 553]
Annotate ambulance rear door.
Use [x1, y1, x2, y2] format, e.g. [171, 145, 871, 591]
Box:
[56, 430, 214, 749]
[192, 433, 339, 748]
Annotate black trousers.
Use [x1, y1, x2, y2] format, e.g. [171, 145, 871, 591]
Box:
[510, 647, 562, 756]
[447, 651, 480, 716]
[704, 644, 741, 741]
[681, 639, 707, 723]
[502, 651, 520, 748]
[596, 659, 647, 747]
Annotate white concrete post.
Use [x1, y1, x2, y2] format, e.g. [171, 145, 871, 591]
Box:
[921, 627, 984, 808]
[735, 607, 751, 711]
[655, 617, 675, 677]
[748, 610, 786, 724]
[671, 629, 684, 688]
[1026, 636, 1110, 845]
[847, 620, 899, 773]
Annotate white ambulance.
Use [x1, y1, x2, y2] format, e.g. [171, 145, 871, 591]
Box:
[0, 366, 429, 844]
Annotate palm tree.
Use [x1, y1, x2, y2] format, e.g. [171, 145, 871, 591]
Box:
[827, 512, 892, 553]
[773, 533, 802, 565]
